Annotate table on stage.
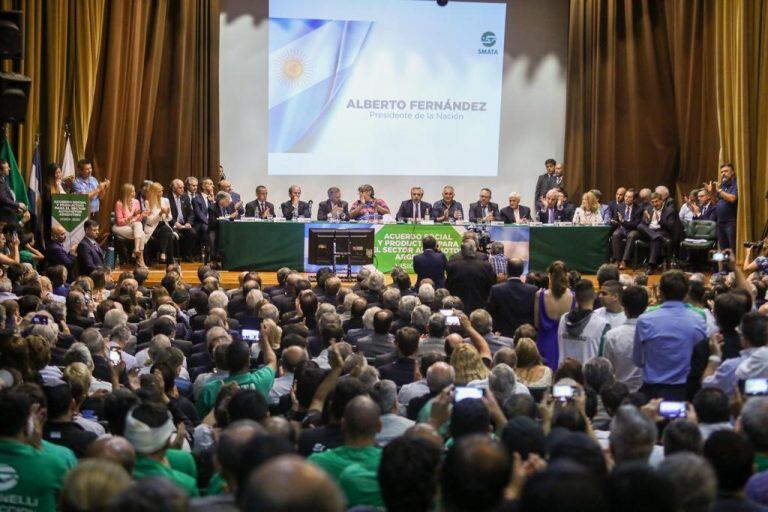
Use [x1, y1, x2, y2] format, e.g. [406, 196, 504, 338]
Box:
[218, 221, 611, 274]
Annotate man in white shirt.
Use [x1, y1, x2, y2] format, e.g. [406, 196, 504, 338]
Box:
[603, 285, 648, 392]
[558, 279, 611, 365]
[594, 280, 627, 330]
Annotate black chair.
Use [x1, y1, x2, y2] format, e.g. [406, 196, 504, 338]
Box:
[633, 237, 675, 269]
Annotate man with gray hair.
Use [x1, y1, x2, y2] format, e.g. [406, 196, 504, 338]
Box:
[109, 324, 138, 370]
[317, 186, 349, 221]
[347, 306, 381, 346]
[609, 405, 658, 465]
[208, 190, 238, 261]
[488, 241, 508, 279]
[500, 191, 532, 224]
[657, 453, 717, 512]
[420, 313, 448, 356]
[381, 287, 401, 313]
[81, 327, 112, 382]
[280, 184, 311, 220]
[468, 309, 514, 354]
[486, 363, 529, 403]
[391, 294, 418, 333]
[417, 283, 436, 309]
[446, 239, 496, 313]
[372, 380, 415, 446]
[167, 177, 194, 259]
[407, 361, 455, 420]
[410, 304, 432, 334]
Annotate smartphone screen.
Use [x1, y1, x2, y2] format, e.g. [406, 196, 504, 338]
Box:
[745, 378, 768, 396]
[241, 329, 261, 342]
[445, 315, 460, 326]
[552, 385, 575, 401]
[658, 401, 687, 419]
[109, 348, 121, 365]
[439, 309, 453, 316]
[454, 387, 483, 402]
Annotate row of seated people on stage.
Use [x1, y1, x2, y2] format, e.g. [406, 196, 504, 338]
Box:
[2, 235, 768, 509]
[42, 157, 739, 271]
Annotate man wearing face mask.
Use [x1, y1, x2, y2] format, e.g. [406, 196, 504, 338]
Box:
[0, 389, 69, 510]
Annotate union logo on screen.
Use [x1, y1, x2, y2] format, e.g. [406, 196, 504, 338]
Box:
[481, 31, 497, 47]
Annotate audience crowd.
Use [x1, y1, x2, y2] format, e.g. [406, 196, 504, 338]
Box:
[0, 156, 765, 511]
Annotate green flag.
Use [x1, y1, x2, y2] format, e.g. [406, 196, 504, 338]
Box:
[0, 135, 29, 207]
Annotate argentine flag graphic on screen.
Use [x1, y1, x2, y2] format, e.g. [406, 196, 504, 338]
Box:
[269, 19, 373, 153]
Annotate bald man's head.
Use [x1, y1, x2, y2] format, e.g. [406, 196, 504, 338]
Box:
[85, 436, 137, 474]
[342, 395, 381, 443]
[427, 362, 455, 393]
[445, 333, 464, 354]
[217, 420, 264, 488]
[281, 346, 308, 373]
[241, 455, 344, 512]
[261, 416, 296, 445]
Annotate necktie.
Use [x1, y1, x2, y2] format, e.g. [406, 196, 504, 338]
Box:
[415, 202, 420, 219]
[176, 196, 184, 223]
[625, 206, 629, 219]
[260, 202, 265, 215]
[514, 209, 520, 223]
[483, 206, 488, 219]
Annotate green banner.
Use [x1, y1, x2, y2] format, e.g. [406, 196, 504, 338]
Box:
[373, 224, 463, 272]
[52, 194, 89, 247]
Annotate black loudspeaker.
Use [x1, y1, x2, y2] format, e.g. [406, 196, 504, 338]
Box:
[0, 72, 31, 123]
[0, 11, 22, 59]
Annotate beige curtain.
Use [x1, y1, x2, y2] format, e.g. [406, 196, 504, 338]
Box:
[715, 0, 768, 248]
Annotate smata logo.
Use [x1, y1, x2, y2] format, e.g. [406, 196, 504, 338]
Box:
[0, 464, 18, 491]
[478, 31, 498, 54]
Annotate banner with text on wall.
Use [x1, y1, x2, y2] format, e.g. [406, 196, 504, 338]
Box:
[304, 223, 529, 274]
[51, 194, 89, 249]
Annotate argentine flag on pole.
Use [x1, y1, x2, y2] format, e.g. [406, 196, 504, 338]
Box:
[269, 18, 373, 152]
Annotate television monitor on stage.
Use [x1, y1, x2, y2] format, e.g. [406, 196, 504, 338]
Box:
[309, 228, 374, 266]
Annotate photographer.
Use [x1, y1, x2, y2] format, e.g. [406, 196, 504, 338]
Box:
[743, 240, 768, 276]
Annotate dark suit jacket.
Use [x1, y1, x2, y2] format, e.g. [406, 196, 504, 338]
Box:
[446, 256, 496, 313]
[46, 241, 76, 277]
[77, 237, 105, 275]
[208, 202, 235, 232]
[485, 278, 537, 337]
[468, 201, 500, 223]
[413, 249, 448, 288]
[499, 206, 532, 224]
[245, 200, 275, 218]
[166, 192, 193, 226]
[695, 203, 717, 221]
[280, 201, 311, 220]
[537, 207, 566, 224]
[316, 200, 349, 221]
[534, 173, 560, 210]
[613, 203, 644, 233]
[191, 194, 212, 226]
[641, 205, 683, 242]
[0, 177, 19, 224]
[395, 200, 433, 221]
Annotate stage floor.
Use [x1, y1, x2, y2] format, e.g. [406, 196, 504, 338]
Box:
[129, 263, 663, 290]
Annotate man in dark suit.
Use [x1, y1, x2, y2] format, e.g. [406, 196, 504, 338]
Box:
[485, 258, 537, 337]
[607, 187, 627, 220]
[166, 179, 195, 260]
[609, 190, 644, 268]
[77, 219, 105, 275]
[0, 159, 26, 224]
[499, 192, 532, 224]
[413, 235, 448, 288]
[468, 188, 500, 223]
[280, 185, 311, 220]
[693, 189, 717, 221]
[446, 240, 496, 313]
[534, 158, 558, 212]
[396, 187, 433, 222]
[47, 224, 77, 279]
[316, 186, 349, 221]
[537, 190, 567, 224]
[637, 192, 682, 271]
[192, 178, 214, 259]
[245, 185, 276, 219]
[219, 179, 244, 216]
[208, 191, 237, 262]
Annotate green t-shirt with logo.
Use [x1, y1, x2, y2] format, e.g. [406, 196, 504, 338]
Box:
[134, 454, 199, 497]
[0, 439, 69, 511]
[197, 367, 275, 418]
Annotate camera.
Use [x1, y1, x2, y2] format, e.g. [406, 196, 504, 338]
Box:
[468, 224, 491, 252]
[744, 241, 764, 249]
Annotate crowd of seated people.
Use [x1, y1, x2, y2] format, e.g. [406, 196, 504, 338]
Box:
[0, 218, 766, 511]
[0, 154, 763, 510]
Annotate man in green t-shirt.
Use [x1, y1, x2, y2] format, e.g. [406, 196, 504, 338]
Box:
[197, 334, 277, 418]
[0, 389, 69, 511]
[124, 401, 199, 497]
[309, 395, 383, 508]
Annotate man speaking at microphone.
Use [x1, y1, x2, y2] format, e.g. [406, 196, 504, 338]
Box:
[396, 187, 432, 222]
[281, 185, 312, 220]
